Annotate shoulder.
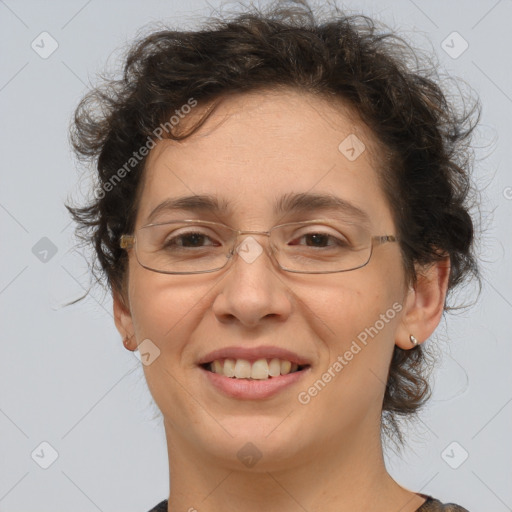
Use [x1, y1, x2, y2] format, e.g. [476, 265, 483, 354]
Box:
[417, 494, 470, 511]
[146, 499, 168, 512]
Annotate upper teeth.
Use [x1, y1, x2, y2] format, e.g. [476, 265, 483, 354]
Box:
[209, 358, 300, 379]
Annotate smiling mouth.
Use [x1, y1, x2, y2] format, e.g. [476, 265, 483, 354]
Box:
[200, 358, 310, 380]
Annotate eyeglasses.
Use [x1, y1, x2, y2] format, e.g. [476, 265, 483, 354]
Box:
[119, 219, 398, 275]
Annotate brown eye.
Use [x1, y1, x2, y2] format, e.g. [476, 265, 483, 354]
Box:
[298, 233, 347, 248]
[164, 232, 213, 248]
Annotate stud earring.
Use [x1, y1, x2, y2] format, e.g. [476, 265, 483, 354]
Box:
[123, 335, 133, 350]
[409, 334, 419, 346]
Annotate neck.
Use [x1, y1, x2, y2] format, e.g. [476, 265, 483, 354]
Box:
[163, 416, 426, 512]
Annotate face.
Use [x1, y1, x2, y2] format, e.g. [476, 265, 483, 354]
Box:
[115, 89, 416, 470]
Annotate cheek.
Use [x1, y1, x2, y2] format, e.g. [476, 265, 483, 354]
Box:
[317, 289, 399, 369]
[127, 267, 205, 357]
[310, 264, 404, 346]
[298, 272, 405, 419]
[127, 270, 211, 410]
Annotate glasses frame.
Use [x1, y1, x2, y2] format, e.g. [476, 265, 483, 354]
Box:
[120, 218, 398, 275]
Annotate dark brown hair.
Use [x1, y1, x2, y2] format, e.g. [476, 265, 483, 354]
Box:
[66, 0, 480, 448]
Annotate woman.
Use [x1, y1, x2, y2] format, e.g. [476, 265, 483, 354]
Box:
[67, 1, 479, 510]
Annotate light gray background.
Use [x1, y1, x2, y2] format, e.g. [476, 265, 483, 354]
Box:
[1, 0, 511, 511]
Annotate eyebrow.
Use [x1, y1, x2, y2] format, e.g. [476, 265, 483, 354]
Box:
[145, 192, 370, 226]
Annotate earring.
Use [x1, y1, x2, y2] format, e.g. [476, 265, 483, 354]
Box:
[409, 334, 419, 346]
[123, 335, 133, 350]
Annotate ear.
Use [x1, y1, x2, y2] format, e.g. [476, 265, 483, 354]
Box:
[113, 290, 135, 350]
[395, 256, 451, 349]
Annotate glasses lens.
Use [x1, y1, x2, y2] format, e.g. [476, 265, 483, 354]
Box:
[271, 221, 372, 273]
[134, 220, 373, 274]
[136, 221, 234, 273]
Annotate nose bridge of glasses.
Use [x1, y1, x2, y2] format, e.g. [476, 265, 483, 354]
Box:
[234, 228, 272, 237]
[229, 228, 273, 254]
[223, 227, 282, 270]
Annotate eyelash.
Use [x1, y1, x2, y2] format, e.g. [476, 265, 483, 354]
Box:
[162, 229, 349, 249]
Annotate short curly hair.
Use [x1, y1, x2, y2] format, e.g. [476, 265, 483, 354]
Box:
[66, 0, 480, 448]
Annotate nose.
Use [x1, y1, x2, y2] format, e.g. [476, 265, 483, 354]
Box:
[211, 234, 292, 329]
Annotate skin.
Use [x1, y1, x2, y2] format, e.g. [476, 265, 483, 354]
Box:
[113, 89, 450, 512]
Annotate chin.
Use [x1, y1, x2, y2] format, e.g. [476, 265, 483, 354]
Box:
[190, 416, 312, 471]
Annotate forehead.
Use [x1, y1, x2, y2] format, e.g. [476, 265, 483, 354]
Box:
[151, 88, 379, 162]
[137, 89, 393, 229]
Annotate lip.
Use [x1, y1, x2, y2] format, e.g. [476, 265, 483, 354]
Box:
[199, 365, 312, 400]
[196, 345, 311, 366]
